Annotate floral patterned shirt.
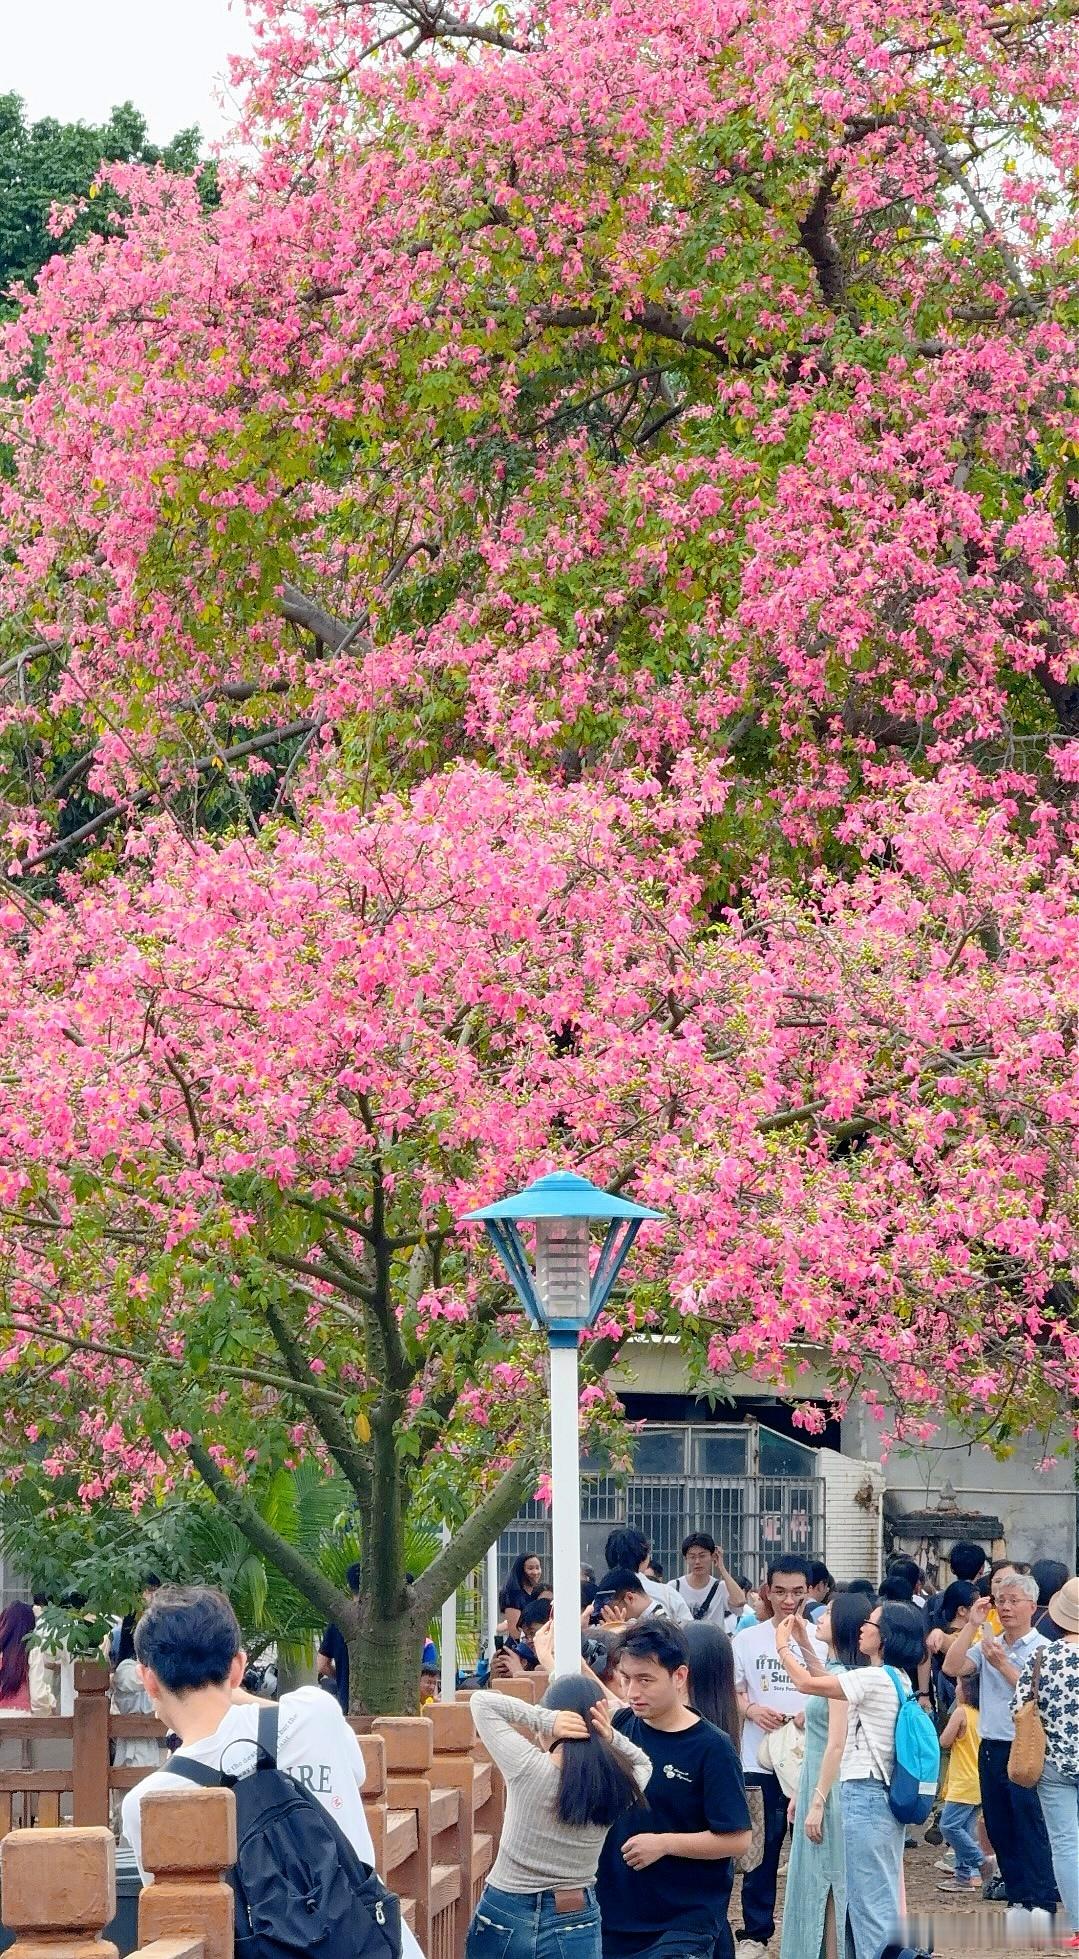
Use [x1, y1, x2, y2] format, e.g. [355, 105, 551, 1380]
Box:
[1014, 1639, 1079, 1776]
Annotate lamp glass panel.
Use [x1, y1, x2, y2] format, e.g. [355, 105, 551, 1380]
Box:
[535, 1216, 591, 1324]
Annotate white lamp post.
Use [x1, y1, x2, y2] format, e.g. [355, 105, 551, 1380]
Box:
[464, 1172, 662, 1677]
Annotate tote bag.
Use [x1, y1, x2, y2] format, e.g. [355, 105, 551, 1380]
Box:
[1008, 1648, 1046, 1789]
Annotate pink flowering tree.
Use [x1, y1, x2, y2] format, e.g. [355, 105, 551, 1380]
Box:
[1, 0, 1079, 1706]
[2, 765, 1078, 1705]
[2, 0, 1078, 860]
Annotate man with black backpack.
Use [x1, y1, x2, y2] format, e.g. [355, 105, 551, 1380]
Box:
[120, 1584, 419, 1959]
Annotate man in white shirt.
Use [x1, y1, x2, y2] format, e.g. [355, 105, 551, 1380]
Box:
[671, 1533, 747, 1625]
[120, 1584, 424, 1959]
[604, 1528, 692, 1625]
[732, 1555, 822, 1959]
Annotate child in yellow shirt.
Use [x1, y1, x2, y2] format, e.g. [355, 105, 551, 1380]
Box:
[938, 1674, 986, 1892]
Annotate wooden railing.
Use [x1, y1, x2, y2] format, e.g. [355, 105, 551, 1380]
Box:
[0, 1786, 235, 1958]
[0, 1676, 556, 1958]
[0, 1661, 166, 1834]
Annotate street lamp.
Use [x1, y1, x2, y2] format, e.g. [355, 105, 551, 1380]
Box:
[464, 1171, 663, 1676]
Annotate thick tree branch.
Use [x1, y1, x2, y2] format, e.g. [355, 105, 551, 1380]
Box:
[410, 1450, 542, 1617]
[263, 1299, 373, 1510]
[22, 720, 325, 870]
[531, 301, 746, 366]
[797, 167, 848, 312]
[919, 123, 1033, 303]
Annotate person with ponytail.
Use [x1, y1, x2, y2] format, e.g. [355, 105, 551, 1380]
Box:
[467, 1674, 651, 1959]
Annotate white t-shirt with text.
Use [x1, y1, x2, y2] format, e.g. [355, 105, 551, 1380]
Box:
[732, 1619, 822, 1772]
[121, 1687, 424, 1959]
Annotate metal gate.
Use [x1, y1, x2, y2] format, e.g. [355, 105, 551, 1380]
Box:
[497, 1422, 825, 1587]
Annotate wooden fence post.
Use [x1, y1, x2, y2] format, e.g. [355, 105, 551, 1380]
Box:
[137, 1788, 236, 1959]
[71, 1663, 111, 1830]
[0, 1824, 117, 1958]
[375, 1717, 462, 1959]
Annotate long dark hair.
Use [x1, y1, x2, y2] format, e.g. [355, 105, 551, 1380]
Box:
[499, 1553, 541, 1611]
[683, 1621, 740, 1750]
[541, 1674, 644, 1828]
[828, 1592, 872, 1669]
[0, 1602, 34, 1699]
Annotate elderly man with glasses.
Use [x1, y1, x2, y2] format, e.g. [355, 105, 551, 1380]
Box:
[943, 1570, 1058, 1916]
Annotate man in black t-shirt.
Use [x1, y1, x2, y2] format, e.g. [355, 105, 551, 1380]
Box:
[597, 1619, 751, 1959]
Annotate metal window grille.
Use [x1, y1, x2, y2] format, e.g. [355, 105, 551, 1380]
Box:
[497, 1425, 825, 1587]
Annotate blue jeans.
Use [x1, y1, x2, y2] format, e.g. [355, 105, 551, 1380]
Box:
[840, 1779, 904, 1959]
[1036, 1758, 1079, 1933]
[940, 1800, 982, 1881]
[467, 1885, 601, 1959]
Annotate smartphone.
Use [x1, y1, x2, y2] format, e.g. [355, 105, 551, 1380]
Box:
[493, 1634, 506, 1652]
[590, 1589, 616, 1624]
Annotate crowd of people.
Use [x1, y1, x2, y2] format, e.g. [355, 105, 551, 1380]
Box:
[0, 1531, 1076, 1959]
[480, 1530, 1079, 1959]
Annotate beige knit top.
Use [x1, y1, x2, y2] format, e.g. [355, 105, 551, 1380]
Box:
[472, 1690, 652, 1894]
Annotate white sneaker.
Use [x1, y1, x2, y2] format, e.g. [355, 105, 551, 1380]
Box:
[934, 1854, 956, 1873]
[736, 1944, 769, 1959]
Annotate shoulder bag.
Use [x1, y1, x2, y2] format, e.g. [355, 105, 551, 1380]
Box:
[1008, 1647, 1046, 1788]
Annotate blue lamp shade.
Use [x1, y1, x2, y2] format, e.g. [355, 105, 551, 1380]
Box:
[463, 1172, 664, 1334]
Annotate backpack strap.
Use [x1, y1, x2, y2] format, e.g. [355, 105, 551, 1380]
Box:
[165, 1706, 279, 1791]
[855, 1668, 906, 1787]
[166, 1753, 223, 1790]
[691, 1581, 721, 1622]
[257, 1703, 280, 1769]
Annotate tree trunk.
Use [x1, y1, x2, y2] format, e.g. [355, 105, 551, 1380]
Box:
[351, 1610, 422, 1715]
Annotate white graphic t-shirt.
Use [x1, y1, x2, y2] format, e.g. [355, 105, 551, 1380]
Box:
[121, 1687, 425, 1959]
[733, 1619, 821, 1772]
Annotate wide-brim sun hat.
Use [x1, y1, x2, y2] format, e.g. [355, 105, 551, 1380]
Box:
[1048, 1576, 1079, 1633]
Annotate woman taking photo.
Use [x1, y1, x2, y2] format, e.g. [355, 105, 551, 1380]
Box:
[779, 1593, 871, 1959]
[774, 1602, 926, 1959]
[500, 1555, 545, 1638]
[467, 1676, 651, 1959]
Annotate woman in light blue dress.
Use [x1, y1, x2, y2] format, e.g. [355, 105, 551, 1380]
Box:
[779, 1594, 871, 1959]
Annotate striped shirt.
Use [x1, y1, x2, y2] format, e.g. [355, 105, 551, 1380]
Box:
[839, 1667, 901, 1783]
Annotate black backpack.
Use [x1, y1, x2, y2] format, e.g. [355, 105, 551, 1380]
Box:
[168, 1704, 403, 1959]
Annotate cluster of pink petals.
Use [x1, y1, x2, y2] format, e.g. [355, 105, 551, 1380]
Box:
[0, 763, 1075, 1486]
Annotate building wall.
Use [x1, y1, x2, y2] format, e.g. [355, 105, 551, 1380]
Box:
[611, 1340, 1077, 1570]
[0, 1553, 28, 1609]
[841, 1400, 1077, 1568]
[818, 1450, 886, 1583]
